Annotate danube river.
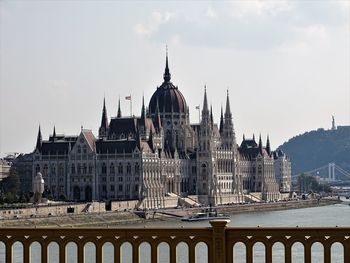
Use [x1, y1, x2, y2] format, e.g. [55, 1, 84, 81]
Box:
[3, 200, 350, 263]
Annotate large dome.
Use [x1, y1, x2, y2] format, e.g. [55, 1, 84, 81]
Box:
[149, 54, 187, 114]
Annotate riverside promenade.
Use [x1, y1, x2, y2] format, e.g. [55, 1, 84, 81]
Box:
[0, 197, 340, 228]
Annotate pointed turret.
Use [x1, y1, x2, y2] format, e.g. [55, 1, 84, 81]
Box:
[266, 135, 271, 155]
[253, 134, 255, 142]
[202, 86, 209, 116]
[225, 89, 231, 117]
[117, 97, 122, 118]
[35, 125, 42, 151]
[99, 97, 109, 138]
[243, 134, 245, 141]
[219, 106, 224, 134]
[221, 89, 236, 149]
[154, 99, 162, 132]
[53, 125, 56, 138]
[141, 95, 146, 124]
[163, 47, 171, 82]
[210, 105, 214, 126]
[258, 134, 263, 153]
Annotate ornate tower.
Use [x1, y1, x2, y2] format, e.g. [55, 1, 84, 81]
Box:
[35, 125, 42, 152]
[221, 90, 236, 149]
[148, 49, 189, 153]
[98, 97, 109, 139]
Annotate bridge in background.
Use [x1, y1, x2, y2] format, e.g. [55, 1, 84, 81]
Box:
[292, 163, 350, 183]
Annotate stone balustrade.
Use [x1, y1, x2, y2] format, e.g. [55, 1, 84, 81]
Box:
[0, 220, 349, 262]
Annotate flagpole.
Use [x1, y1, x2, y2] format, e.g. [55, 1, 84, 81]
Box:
[198, 106, 200, 123]
[130, 94, 132, 116]
[196, 105, 200, 123]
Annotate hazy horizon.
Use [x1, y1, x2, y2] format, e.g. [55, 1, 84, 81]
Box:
[1, 1, 349, 157]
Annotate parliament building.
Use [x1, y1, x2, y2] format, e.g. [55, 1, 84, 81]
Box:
[32, 53, 291, 208]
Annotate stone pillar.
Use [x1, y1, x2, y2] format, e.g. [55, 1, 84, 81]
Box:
[210, 220, 230, 263]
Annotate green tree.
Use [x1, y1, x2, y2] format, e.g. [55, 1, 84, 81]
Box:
[297, 173, 332, 193]
[0, 168, 20, 202]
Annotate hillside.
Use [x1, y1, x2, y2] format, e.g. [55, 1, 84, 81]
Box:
[278, 126, 350, 177]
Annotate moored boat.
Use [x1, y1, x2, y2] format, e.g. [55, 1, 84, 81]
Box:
[181, 210, 230, 222]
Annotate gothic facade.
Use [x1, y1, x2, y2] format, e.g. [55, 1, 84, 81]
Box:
[32, 54, 291, 208]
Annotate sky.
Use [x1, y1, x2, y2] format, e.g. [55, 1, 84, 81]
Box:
[0, 0, 349, 157]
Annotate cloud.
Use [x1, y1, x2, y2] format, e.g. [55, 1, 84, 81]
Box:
[134, 11, 175, 37]
[133, 1, 348, 51]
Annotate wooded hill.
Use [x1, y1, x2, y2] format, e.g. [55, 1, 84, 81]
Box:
[278, 126, 350, 178]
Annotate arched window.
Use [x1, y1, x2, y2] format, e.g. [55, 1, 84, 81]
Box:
[43, 164, 48, 175]
[127, 163, 131, 174]
[201, 163, 207, 174]
[71, 164, 75, 174]
[36, 164, 41, 174]
[88, 163, 93, 173]
[102, 163, 107, 174]
[77, 146, 81, 154]
[135, 163, 140, 175]
[83, 145, 87, 154]
[118, 163, 123, 174]
[83, 164, 87, 174]
[110, 163, 115, 174]
[59, 164, 64, 176]
[51, 164, 56, 175]
[77, 164, 81, 174]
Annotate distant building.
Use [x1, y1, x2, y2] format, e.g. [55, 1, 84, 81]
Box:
[28, 53, 291, 208]
[273, 150, 292, 193]
[0, 159, 11, 182]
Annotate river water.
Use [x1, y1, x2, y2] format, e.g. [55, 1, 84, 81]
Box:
[1, 200, 350, 262]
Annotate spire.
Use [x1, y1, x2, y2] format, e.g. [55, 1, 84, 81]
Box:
[141, 94, 146, 122]
[154, 98, 162, 132]
[266, 135, 271, 155]
[202, 86, 209, 113]
[100, 97, 108, 129]
[219, 106, 224, 134]
[53, 125, 56, 138]
[36, 125, 42, 151]
[163, 46, 171, 82]
[243, 134, 245, 141]
[258, 134, 263, 153]
[117, 97, 122, 118]
[253, 134, 255, 142]
[210, 105, 214, 126]
[225, 89, 231, 116]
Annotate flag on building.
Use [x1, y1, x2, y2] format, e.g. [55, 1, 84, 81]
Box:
[125, 95, 131, 100]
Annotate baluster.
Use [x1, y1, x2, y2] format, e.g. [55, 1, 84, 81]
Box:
[77, 243, 84, 263]
[150, 243, 157, 263]
[226, 243, 233, 263]
[170, 243, 176, 263]
[59, 243, 66, 263]
[114, 243, 121, 263]
[265, 243, 272, 263]
[344, 243, 350, 263]
[132, 243, 139, 263]
[41, 241, 48, 263]
[189, 243, 195, 263]
[284, 243, 291, 263]
[96, 243, 103, 263]
[304, 243, 311, 263]
[23, 241, 30, 263]
[5, 241, 12, 263]
[246, 243, 253, 263]
[323, 243, 331, 263]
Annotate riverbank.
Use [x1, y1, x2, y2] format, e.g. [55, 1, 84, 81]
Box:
[0, 198, 341, 228]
